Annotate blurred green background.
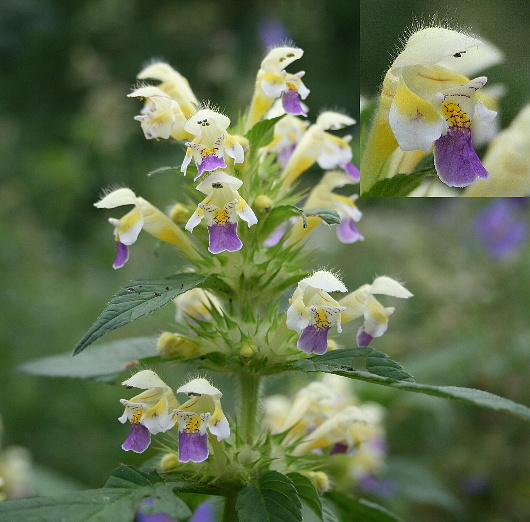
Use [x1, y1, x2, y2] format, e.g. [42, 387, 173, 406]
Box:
[1, 1, 530, 521]
[360, 0, 530, 127]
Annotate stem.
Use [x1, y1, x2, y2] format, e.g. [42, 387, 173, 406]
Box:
[238, 371, 262, 444]
[223, 490, 239, 522]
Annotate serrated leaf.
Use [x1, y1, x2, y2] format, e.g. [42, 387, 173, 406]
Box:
[361, 170, 434, 197]
[73, 273, 213, 355]
[236, 471, 302, 522]
[105, 465, 216, 495]
[19, 337, 157, 381]
[292, 350, 530, 421]
[325, 490, 402, 522]
[0, 465, 193, 522]
[293, 347, 415, 382]
[286, 472, 322, 519]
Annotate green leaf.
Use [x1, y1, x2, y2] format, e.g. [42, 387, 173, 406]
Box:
[245, 115, 284, 149]
[259, 205, 305, 239]
[286, 473, 322, 519]
[236, 470, 302, 522]
[303, 208, 341, 225]
[361, 170, 434, 197]
[293, 349, 530, 421]
[325, 490, 402, 522]
[146, 165, 181, 177]
[73, 273, 210, 355]
[106, 465, 216, 495]
[293, 347, 415, 382]
[0, 465, 193, 522]
[20, 337, 157, 381]
[259, 205, 341, 242]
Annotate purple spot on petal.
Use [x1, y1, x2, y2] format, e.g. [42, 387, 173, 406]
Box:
[122, 422, 151, 453]
[282, 89, 307, 117]
[356, 327, 373, 347]
[207, 222, 243, 254]
[340, 161, 360, 181]
[113, 241, 129, 269]
[298, 325, 330, 354]
[329, 442, 349, 455]
[264, 221, 289, 247]
[196, 154, 227, 180]
[277, 143, 297, 168]
[337, 217, 364, 243]
[178, 430, 209, 463]
[434, 127, 488, 187]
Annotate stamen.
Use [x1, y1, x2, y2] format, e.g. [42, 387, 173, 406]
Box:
[442, 101, 471, 128]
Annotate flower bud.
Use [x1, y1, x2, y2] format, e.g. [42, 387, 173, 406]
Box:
[239, 343, 257, 358]
[303, 471, 330, 494]
[157, 332, 199, 358]
[169, 202, 192, 225]
[254, 195, 273, 212]
[160, 452, 180, 471]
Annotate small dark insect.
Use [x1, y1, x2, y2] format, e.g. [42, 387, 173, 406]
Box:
[212, 182, 223, 189]
[453, 51, 466, 58]
[165, 287, 170, 291]
[127, 287, 135, 292]
[154, 292, 161, 297]
[187, 392, 201, 397]
[125, 385, 133, 389]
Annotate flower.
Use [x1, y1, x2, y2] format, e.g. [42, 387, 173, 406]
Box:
[247, 45, 309, 129]
[174, 287, 222, 324]
[136, 61, 198, 120]
[119, 370, 179, 454]
[173, 378, 230, 463]
[181, 109, 245, 180]
[286, 271, 347, 354]
[474, 198, 527, 260]
[465, 104, 530, 196]
[288, 170, 363, 245]
[281, 111, 359, 187]
[128, 86, 191, 141]
[339, 276, 413, 346]
[185, 172, 257, 254]
[95, 188, 198, 268]
[261, 113, 309, 167]
[264, 375, 387, 482]
[362, 26, 503, 191]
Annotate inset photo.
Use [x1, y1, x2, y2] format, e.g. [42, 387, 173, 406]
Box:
[360, 0, 530, 196]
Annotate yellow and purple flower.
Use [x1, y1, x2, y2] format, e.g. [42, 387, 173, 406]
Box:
[281, 111, 359, 187]
[362, 26, 504, 191]
[286, 271, 347, 354]
[339, 276, 413, 346]
[185, 172, 257, 254]
[181, 109, 245, 181]
[247, 45, 309, 129]
[95, 188, 198, 268]
[289, 171, 363, 245]
[173, 378, 230, 463]
[119, 370, 179, 454]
